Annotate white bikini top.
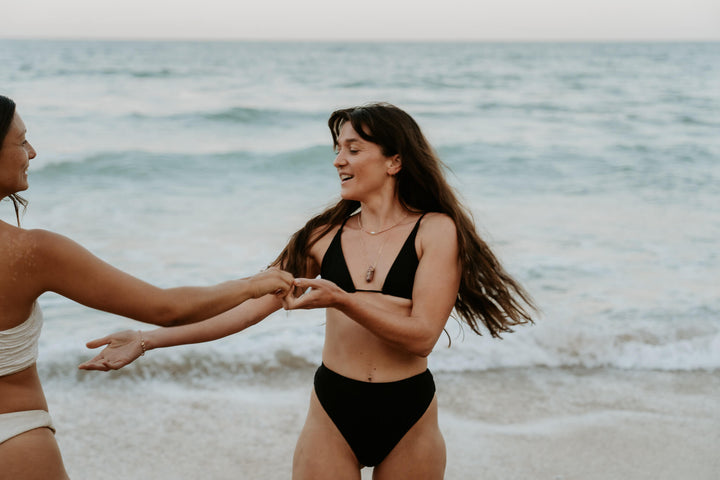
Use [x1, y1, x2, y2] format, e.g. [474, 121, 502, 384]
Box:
[0, 303, 43, 377]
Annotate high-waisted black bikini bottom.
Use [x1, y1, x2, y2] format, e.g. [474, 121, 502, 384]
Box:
[313, 363, 436, 467]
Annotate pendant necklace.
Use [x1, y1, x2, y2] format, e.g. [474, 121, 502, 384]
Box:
[358, 233, 387, 283]
[357, 212, 409, 283]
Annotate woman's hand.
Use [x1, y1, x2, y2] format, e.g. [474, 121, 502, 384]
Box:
[282, 278, 346, 310]
[78, 330, 144, 371]
[248, 268, 295, 299]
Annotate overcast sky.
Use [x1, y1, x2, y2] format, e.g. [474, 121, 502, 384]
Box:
[4, 0, 720, 41]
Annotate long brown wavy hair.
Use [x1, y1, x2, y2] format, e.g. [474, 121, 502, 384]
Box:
[273, 103, 535, 337]
[0, 95, 28, 226]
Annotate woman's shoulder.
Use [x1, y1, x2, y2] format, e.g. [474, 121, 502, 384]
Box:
[419, 212, 456, 232]
[298, 218, 347, 277]
[23, 228, 69, 248]
[417, 212, 458, 248]
[0, 227, 68, 288]
[0, 223, 43, 252]
[9, 228, 83, 261]
[308, 218, 347, 254]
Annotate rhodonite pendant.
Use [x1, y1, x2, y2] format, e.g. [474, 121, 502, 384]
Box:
[365, 266, 375, 282]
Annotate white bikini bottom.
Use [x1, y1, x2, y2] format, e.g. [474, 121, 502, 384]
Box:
[0, 410, 55, 444]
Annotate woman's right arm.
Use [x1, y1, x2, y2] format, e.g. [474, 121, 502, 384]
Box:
[78, 293, 284, 371]
[28, 229, 293, 326]
[77, 226, 323, 371]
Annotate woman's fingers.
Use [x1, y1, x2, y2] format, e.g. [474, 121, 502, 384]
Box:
[85, 335, 112, 349]
[282, 284, 308, 310]
[277, 270, 295, 295]
[251, 268, 296, 297]
[275, 272, 295, 296]
[78, 356, 109, 370]
[79, 352, 132, 370]
[283, 280, 324, 310]
[293, 278, 315, 289]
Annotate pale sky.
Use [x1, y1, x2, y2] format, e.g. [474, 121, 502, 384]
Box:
[4, 0, 720, 41]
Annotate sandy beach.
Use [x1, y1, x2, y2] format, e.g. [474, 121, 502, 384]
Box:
[45, 367, 719, 480]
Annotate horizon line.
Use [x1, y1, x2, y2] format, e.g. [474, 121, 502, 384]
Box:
[2, 35, 719, 43]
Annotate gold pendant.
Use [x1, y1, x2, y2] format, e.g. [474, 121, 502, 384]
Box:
[365, 266, 375, 283]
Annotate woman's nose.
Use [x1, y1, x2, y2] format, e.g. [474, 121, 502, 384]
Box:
[27, 141, 37, 159]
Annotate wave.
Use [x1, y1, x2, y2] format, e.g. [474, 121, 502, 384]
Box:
[32, 145, 334, 178]
[20, 66, 185, 80]
[435, 139, 720, 196]
[166, 107, 325, 126]
[434, 324, 720, 373]
[37, 316, 720, 386]
[676, 114, 720, 127]
[202, 106, 282, 124]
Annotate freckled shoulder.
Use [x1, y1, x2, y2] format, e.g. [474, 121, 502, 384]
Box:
[22, 228, 61, 250]
[0, 223, 35, 261]
[0, 227, 52, 292]
[13, 229, 59, 268]
[14, 228, 93, 275]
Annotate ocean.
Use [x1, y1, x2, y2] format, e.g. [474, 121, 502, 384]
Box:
[1, 40, 719, 479]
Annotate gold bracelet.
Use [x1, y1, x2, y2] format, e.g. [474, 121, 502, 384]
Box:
[138, 331, 147, 356]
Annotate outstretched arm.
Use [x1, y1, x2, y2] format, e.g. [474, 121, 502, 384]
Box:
[27, 229, 293, 326]
[79, 293, 284, 371]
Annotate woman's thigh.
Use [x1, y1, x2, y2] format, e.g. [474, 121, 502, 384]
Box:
[372, 396, 446, 480]
[0, 427, 69, 480]
[293, 389, 361, 480]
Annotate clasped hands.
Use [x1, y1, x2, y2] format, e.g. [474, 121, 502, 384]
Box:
[78, 270, 342, 372]
[251, 267, 343, 310]
[281, 277, 345, 311]
[253, 267, 344, 310]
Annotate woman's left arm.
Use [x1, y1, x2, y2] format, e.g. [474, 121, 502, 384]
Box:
[286, 214, 461, 357]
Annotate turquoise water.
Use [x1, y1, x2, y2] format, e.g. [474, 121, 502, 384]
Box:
[1, 40, 719, 376]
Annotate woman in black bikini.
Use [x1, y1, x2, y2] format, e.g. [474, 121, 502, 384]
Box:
[83, 103, 535, 479]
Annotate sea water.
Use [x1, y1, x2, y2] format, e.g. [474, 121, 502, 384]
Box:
[1, 39, 719, 401]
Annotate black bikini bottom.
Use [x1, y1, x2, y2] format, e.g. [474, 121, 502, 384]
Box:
[313, 363, 436, 467]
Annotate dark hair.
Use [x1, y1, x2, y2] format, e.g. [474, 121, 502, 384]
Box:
[0, 95, 28, 225]
[274, 102, 535, 337]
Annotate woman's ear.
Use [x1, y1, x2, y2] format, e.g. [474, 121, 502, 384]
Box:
[387, 155, 402, 176]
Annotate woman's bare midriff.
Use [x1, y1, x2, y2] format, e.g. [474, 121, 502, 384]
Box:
[0, 365, 48, 414]
[321, 292, 428, 383]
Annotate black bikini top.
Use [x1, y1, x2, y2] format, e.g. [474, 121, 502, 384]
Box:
[320, 214, 426, 300]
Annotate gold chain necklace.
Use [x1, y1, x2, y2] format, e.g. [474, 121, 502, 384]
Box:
[358, 212, 409, 235]
[356, 212, 409, 282]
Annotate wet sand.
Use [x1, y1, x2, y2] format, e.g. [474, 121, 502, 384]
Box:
[46, 367, 719, 479]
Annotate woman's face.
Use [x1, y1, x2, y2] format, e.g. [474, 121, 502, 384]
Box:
[333, 122, 399, 201]
[0, 113, 36, 198]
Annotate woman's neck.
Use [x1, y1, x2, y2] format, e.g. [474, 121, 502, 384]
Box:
[357, 200, 409, 233]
